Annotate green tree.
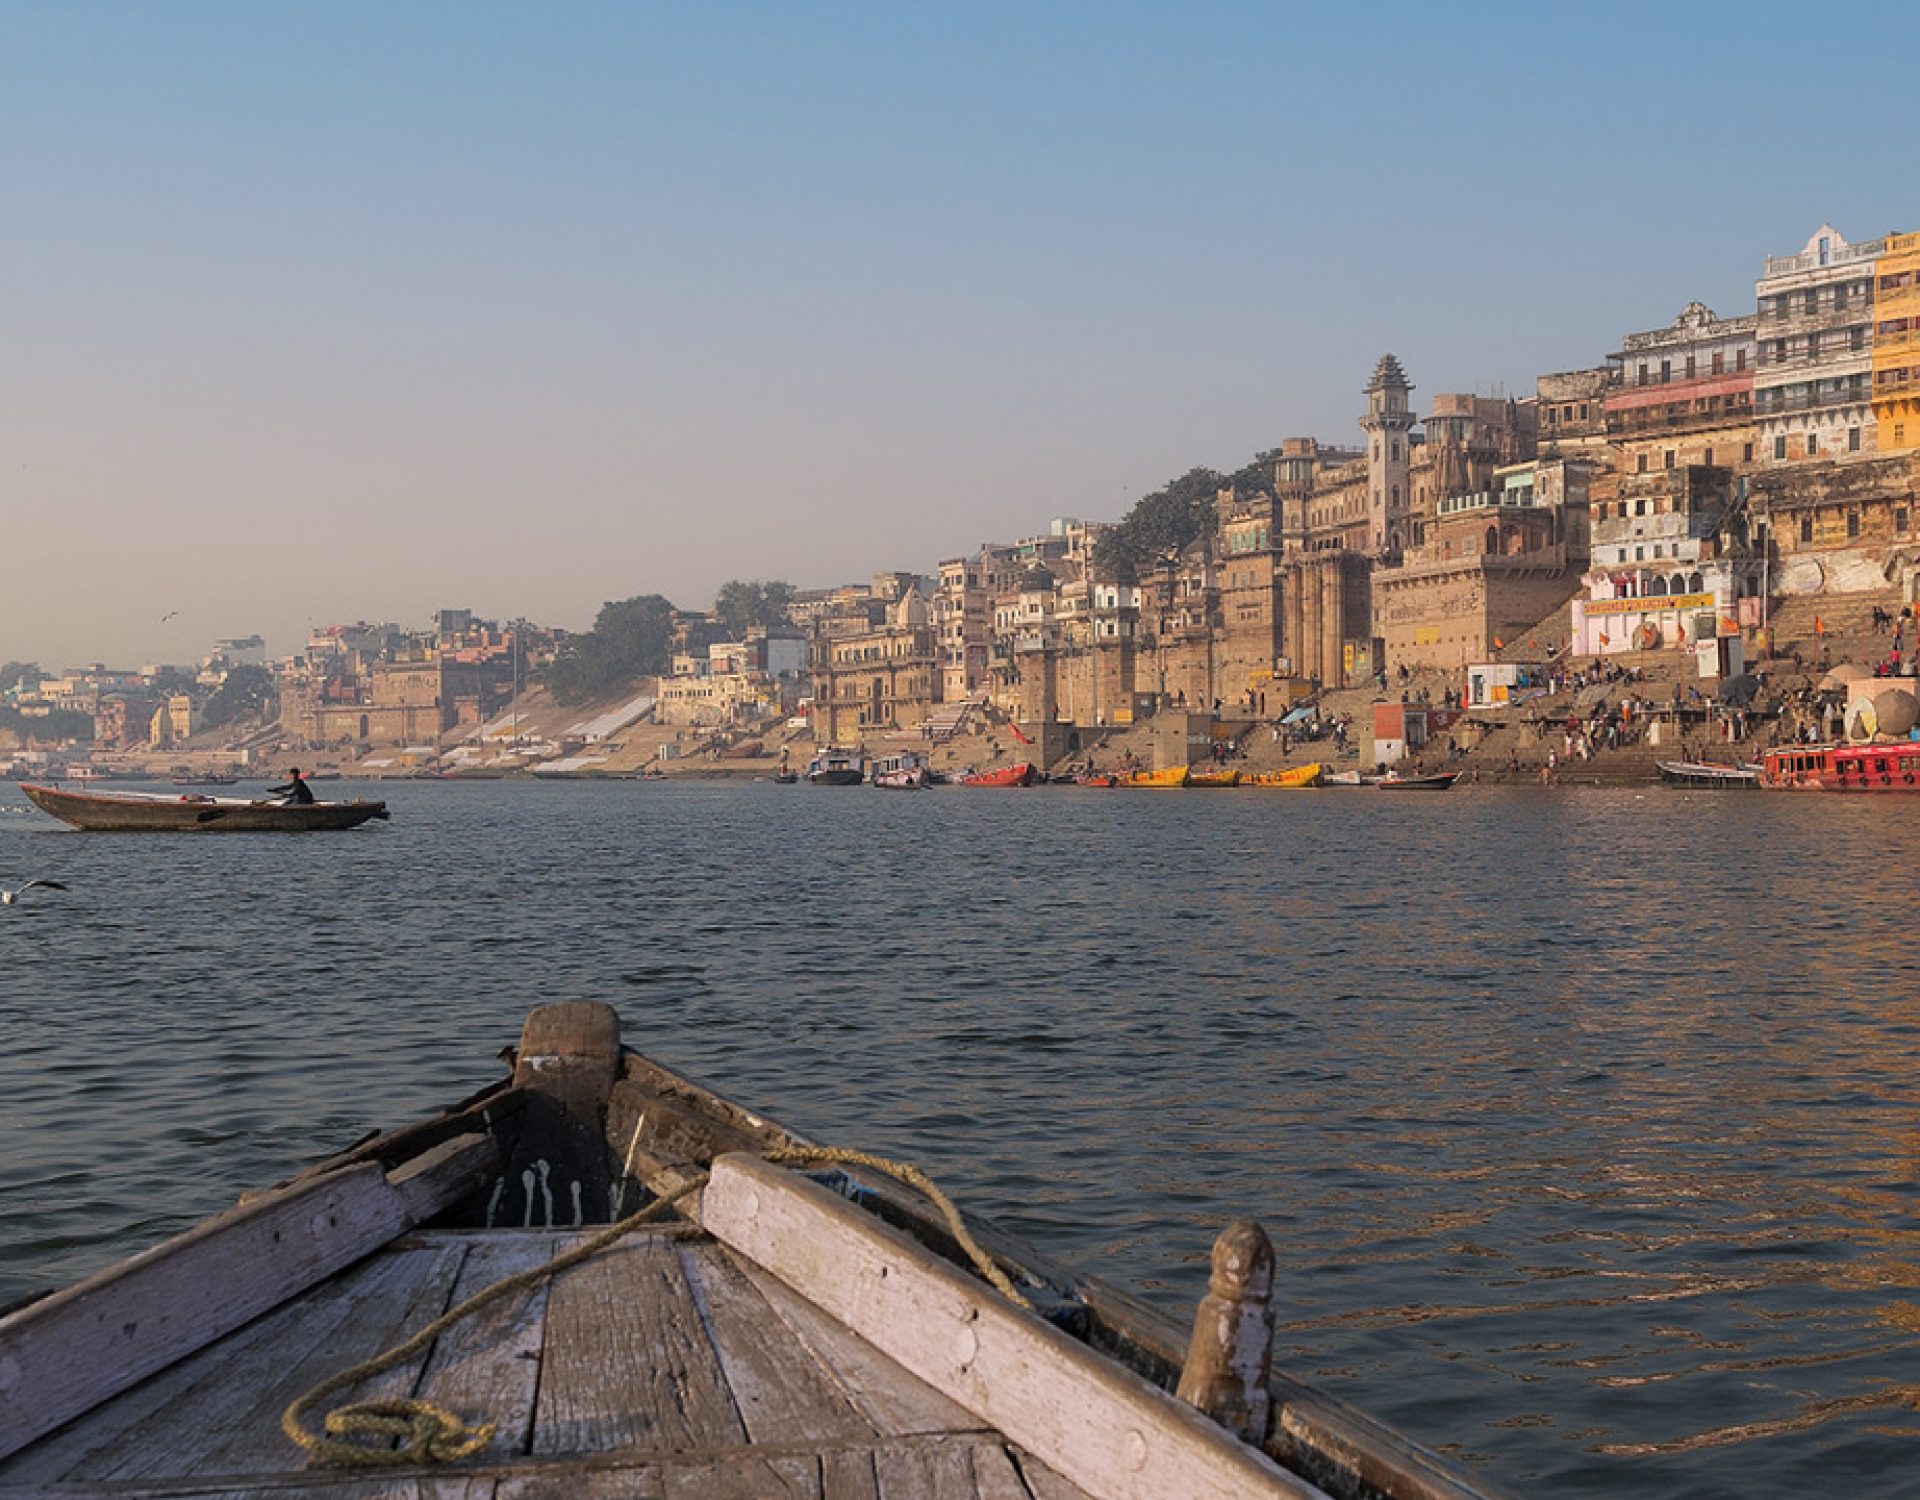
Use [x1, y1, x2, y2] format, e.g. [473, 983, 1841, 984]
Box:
[0, 661, 40, 695]
[713, 579, 796, 636]
[202, 664, 277, 729]
[545, 594, 677, 706]
[1092, 467, 1224, 582]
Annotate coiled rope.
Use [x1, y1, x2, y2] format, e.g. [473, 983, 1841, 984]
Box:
[281, 1144, 1030, 1469]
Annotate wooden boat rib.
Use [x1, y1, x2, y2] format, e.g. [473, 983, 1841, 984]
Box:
[0, 1002, 1507, 1500]
[21, 782, 389, 832]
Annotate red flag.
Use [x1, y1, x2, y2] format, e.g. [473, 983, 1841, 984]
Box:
[1008, 721, 1033, 745]
[1598, 630, 1610, 646]
[1814, 615, 1825, 636]
[1493, 636, 1505, 652]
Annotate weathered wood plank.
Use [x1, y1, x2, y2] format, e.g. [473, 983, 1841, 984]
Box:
[87, 1242, 468, 1482]
[873, 1440, 977, 1500]
[1016, 1449, 1098, 1500]
[496, 1470, 664, 1500]
[533, 1237, 745, 1456]
[405, 1233, 566, 1459]
[0, 1135, 497, 1466]
[820, 1448, 880, 1500]
[662, 1451, 820, 1499]
[726, 1256, 982, 1439]
[676, 1242, 876, 1447]
[970, 1443, 1044, 1500]
[699, 1155, 1329, 1500]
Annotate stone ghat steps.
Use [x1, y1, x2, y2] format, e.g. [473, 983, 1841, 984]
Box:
[1766, 587, 1908, 663]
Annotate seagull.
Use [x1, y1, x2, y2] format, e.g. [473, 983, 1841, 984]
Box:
[160, 610, 179, 623]
[2, 880, 69, 906]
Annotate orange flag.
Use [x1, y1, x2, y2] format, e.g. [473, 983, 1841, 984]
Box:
[1814, 615, 1825, 636]
[1493, 636, 1505, 651]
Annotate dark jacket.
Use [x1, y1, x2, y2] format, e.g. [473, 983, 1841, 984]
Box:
[269, 776, 316, 805]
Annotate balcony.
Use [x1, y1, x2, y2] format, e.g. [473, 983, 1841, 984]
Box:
[1763, 239, 1885, 278]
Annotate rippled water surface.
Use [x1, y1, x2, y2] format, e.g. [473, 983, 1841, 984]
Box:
[3, 779, 1918, 1496]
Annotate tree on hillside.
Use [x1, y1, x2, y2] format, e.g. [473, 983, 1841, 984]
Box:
[202, 664, 277, 729]
[544, 593, 677, 706]
[713, 579, 796, 637]
[1091, 467, 1225, 583]
[0, 662, 40, 694]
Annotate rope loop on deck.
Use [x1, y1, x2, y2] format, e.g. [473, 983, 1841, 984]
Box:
[282, 1144, 1027, 1468]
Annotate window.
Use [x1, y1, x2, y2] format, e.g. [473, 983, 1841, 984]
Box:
[1686, 356, 1696, 378]
[1635, 499, 1648, 516]
[1898, 508, 1910, 533]
[1712, 351, 1724, 375]
[1847, 511, 1860, 539]
[1665, 450, 1676, 470]
[1835, 283, 1848, 311]
[1638, 363, 1649, 386]
[1849, 427, 1861, 452]
[1653, 544, 1664, 558]
[1660, 359, 1672, 383]
[1852, 327, 1866, 352]
[1775, 436, 1788, 460]
[1704, 447, 1715, 466]
[1805, 288, 1819, 312]
[1807, 332, 1820, 359]
[1635, 546, 1645, 561]
[1801, 515, 1813, 543]
[1745, 443, 1755, 462]
[1736, 349, 1747, 372]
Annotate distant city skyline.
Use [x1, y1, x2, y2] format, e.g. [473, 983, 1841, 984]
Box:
[3, 2, 1915, 666]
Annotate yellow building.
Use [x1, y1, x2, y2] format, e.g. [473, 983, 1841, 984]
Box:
[1875, 231, 1920, 453]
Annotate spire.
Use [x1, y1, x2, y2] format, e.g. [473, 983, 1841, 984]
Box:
[1364, 353, 1411, 394]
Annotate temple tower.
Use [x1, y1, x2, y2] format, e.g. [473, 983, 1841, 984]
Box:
[1361, 354, 1416, 557]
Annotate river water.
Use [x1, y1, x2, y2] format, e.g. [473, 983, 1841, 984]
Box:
[2, 778, 1916, 1496]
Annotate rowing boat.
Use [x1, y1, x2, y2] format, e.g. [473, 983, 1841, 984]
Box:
[1374, 771, 1459, 791]
[1245, 763, 1323, 788]
[960, 761, 1037, 787]
[1119, 765, 1190, 788]
[0, 1002, 1506, 1500]
[21, 783, 390, 832]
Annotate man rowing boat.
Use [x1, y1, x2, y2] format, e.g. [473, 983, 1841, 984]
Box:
[268, 767, 316, 805]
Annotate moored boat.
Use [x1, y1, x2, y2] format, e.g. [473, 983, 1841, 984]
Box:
[1657, 759, 1760, 789]
[21, 783, 389, 832]
[870, 750, 931, 789]
[1245, 763, 1323, 788]
[1375, 771, 1460, 791]
[1762, 742, 1920, 791]
[805, 747, 866, 785]
[1184, 766, 1242, 788]
[1119, 764, 1190, 788]
[0, 1000, 1508, 1500]
[960, 761, 1037, 787]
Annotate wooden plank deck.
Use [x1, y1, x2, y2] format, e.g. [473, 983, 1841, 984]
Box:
[0, 1228, 1096, 1500]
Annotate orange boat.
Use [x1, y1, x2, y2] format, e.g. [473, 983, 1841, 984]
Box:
[960, 761, 1037, 787]
[1763, 742, 1920, 791]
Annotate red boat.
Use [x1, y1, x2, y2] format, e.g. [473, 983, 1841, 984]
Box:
[960, 761, 1037, 787]
[1763, 742, 1920, 791]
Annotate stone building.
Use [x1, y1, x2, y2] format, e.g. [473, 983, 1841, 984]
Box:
[1873, 231, 1920, 455]
[1373, 458, 1587, 670]
[1360, 355, 1417, 557]
[1537, 369, 1613, 462]
[1755, 451, 1920, 600]
[808, 588, 940, 744]
[1605, 302, 1757, 475]
[1755, 224, 1885, 464]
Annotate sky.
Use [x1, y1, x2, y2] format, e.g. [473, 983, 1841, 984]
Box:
[2, 1, 1915, 667]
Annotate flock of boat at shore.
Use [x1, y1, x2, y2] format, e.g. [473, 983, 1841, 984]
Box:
[794, 747, 1460, 791]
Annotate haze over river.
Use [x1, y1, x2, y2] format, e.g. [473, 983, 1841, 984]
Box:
[4, 779, 1917, 1497]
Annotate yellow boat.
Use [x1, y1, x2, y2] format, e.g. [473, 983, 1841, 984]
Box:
[1120, 764, 1190, 788]
[1184, 767, 1242, 788]
[1244, 762, 1323, 788]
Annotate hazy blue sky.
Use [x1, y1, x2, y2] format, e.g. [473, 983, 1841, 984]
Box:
[3, 2, 1914, 666]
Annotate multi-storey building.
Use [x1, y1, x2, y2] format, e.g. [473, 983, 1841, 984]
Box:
[1754, 224, 1885, 464]
[1873, 231, 1920, 455]
[1536, 369, 1613, 462]
[808, 588, 939, 744]
[1605, 302, 1757, 475]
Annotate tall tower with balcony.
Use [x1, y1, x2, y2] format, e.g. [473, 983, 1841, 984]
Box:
[1361, 354, 1416, 556]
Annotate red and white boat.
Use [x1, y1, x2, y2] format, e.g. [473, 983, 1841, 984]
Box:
[1762, 742, 1920, 791]
[960, 761, 1037, 787]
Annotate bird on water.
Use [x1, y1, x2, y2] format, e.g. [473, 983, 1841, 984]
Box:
[2, 880, 70, 906]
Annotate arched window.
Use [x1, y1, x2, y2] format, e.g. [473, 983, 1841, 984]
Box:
[1688, 571, 1704, 593]
[1485, 524, 1499, 554]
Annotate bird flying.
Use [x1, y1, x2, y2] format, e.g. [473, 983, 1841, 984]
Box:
[2, 880, 70, 906]
[160, 610, 179, 623]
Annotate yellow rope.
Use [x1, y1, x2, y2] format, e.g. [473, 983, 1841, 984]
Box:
[282, 1146, 1030, 1468]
